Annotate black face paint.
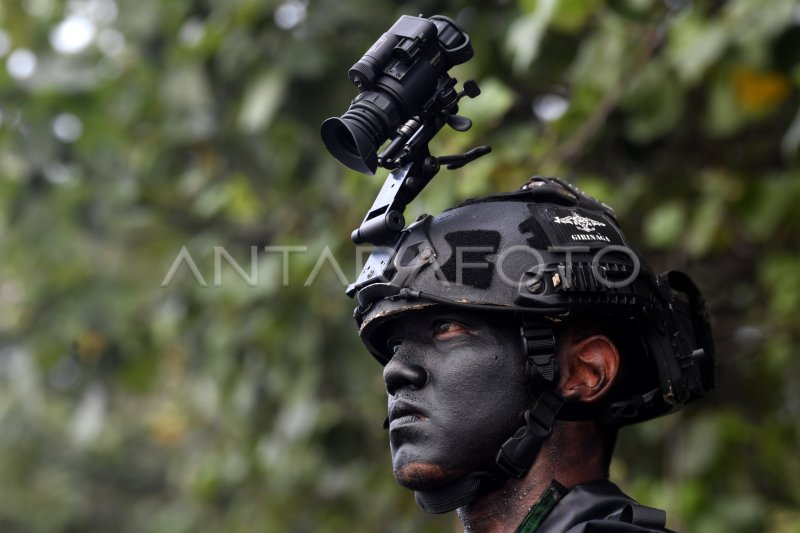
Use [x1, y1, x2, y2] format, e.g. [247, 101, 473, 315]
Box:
[380, 309, 531, 491]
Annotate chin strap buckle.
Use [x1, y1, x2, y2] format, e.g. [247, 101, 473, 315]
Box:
[520, 320, 558, 386]
[495, 389, 566, 478]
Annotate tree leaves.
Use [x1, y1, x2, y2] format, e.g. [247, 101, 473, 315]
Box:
[1, 0, 799, 531]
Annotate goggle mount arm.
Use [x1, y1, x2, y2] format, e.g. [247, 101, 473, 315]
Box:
[350, 78, 491, 248]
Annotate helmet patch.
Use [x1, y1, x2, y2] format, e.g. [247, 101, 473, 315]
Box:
[534, 206, 625, 246]
[518, 207, 549, 249]
[440, 230, 501, 289]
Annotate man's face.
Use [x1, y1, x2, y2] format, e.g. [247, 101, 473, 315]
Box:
[379, 308, 531, 490]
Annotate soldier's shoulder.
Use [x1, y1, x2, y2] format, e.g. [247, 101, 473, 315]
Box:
[538, 480, 675, 533]
[564, 519, 676, 533]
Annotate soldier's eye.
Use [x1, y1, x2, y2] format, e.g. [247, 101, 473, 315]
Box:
[433, 320, 468, 338]
[387, 340, 402, 355]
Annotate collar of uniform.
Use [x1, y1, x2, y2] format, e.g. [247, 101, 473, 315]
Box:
[534, 479, 645, 532]
[515, 480, 568, 533]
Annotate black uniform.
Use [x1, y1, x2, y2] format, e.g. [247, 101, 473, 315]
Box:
[519, 480, 674, 533]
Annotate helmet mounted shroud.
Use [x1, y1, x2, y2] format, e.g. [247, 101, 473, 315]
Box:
[348, 177, 716, 512]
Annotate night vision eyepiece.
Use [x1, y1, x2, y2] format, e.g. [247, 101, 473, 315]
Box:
[321, 15, 474, 175]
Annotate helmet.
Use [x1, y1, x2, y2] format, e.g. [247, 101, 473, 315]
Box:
[350, 176, 715, 510]
[353, 176, 714, 422]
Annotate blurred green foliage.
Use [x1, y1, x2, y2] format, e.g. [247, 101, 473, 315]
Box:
[0, 0, 799, 531]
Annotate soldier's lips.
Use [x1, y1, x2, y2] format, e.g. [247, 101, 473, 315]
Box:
[388, 401, 428, 430]
[389, 414, 427, 430]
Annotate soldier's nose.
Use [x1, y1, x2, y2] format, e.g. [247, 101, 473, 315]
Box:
[383, 355, 428, 395]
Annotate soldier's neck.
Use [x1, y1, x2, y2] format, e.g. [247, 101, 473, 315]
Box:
[457, 422, 606, 533]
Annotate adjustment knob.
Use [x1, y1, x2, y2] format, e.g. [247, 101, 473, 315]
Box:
[461, 80, 480, 99]
[447, 114, 472, 132]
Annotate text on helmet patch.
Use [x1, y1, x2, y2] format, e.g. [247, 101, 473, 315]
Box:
[532, 206, 625, 247]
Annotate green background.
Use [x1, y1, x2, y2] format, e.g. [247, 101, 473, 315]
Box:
[1, 0, 799, 531]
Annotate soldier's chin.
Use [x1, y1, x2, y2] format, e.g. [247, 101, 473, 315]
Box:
[393, 462, 466, 491]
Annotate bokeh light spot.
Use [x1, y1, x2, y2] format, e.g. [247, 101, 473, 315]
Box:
[179, 19, 205, 47]
[97, 28, 125, 56]
[274, 0, 307, 30]
[52, 113, 84, 142]
[22, 0, 56, 17]
[75, 0, 119, 24]
[533, 94, 569, 122]
[50, 15, 97, 54]
[6, 49, 37, 80]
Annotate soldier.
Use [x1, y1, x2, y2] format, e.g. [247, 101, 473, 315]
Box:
[350, 177, 715, 532]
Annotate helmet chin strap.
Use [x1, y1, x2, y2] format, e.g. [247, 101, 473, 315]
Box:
[494, 321, 568, 479]
[495, 388, 566, 478]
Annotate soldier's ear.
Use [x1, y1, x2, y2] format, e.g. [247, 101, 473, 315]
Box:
[559, 335, 619, 403]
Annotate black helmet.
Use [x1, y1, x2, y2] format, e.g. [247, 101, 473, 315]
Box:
[351, 177, 715, 428]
